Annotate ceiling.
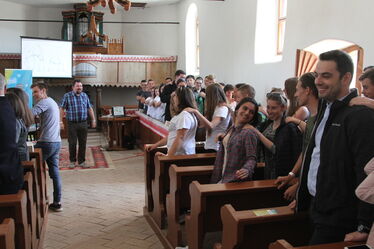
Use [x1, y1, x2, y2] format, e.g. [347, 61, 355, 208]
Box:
[4, 0, 180, 8]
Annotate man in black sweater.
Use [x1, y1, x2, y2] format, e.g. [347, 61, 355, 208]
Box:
[0, 73, 23, 195]
[160, 70, 186, 121]
[296, 50, 374, 245]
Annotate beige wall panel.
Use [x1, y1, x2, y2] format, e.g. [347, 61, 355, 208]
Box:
[118, 62, 146, 84]
[146, 62, 176, 85]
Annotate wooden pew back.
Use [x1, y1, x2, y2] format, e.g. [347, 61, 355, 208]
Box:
[0, 218, 15, 249]
[144, 143, 209, 213]
[269, 239, 362, 249]
[0, 190, 31, 249]
[166, 165, 214, 247]
[186, 180, 289, 249]
[221, 204, 311, 249]
[29, 148, 48, 218]
[22, 160, 42, 240]
[23, 172, 37, 249]
[150, 153, 217, 228]
[144, 144, 168, 212]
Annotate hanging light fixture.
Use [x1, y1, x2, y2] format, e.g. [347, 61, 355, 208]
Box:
[87, 0, 131, 14]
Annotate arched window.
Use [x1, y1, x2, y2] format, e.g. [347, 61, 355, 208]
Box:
[296, 39, 364, 93]
[185, 3, 200, 75]
[254, 0, 286, 64]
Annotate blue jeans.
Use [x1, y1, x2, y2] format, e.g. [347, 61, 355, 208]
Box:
[35, 142, 62, 204]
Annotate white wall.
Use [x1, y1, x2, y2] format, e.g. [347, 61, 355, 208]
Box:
[0, 1, 179, 56]
[177, 0, 374, 105]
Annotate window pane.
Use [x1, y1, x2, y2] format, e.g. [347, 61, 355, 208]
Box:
[277, 20, 286, 54]
[279, 0, 287, 18]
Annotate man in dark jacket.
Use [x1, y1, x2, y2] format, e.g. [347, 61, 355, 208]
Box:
[296, 50, 374, 245]
[0, 73, 23, 195]
[160, 70, 186, 121]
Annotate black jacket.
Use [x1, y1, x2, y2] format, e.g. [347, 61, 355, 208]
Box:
[274, 120, 302, 177]
[0, 97, 23, 195]
[296, 89, 374, 229]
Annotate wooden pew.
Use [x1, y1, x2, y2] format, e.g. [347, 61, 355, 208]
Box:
[143, 142, 209, 214]
[186, 180, 288, 249]
[269, 239, 362, 249]
[29, 149, 48, 218]
[166, 162, 266, 248]
[166, 165, 214, 247]
[22, 161, 42, 240]
[23, 172, 37, 249]
[150, 153, 217, 228]
[0, 218, 16, 249]
[0, 190, 31, 249]
[220, 204, 311, 249]
[144, 144, 168, 213]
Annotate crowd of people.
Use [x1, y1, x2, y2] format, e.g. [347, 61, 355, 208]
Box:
[143, 50, 374, 247]
[0, 79, 96, 212]
[0, 49, 373, 246]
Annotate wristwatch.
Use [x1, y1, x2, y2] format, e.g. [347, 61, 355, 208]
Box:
[357, 224, 370, 233]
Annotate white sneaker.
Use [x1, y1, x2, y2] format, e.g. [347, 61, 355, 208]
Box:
[79, 162, 90, 168]
[69, 162, 75, 169]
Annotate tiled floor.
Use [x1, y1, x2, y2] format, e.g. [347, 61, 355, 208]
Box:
[43, 131, 164, 249]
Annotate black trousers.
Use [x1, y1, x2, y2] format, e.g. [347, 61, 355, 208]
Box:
[68, 121, 88, 164]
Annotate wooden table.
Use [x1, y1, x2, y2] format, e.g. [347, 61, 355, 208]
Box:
[99, 115, 137, 150]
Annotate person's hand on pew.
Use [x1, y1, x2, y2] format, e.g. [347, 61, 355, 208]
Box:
[145, 144, 156, 152]
[288, 200, 296, 210]
[283, 181, 298, 201]
[344, 231, 369, 242]
[275, 174, 296, 189]
[155, 151, 166, 156]
[235, 169, 249, 180]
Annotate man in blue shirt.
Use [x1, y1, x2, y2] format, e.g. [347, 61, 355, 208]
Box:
[60, 80, 96, 169]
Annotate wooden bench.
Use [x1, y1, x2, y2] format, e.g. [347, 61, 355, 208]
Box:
[22, 160, 42, 240]
[23, 172, 37, 249]
[0, 218, 15, 249]
[29, 149, 48, 218]
[150, 153, 217, 228]
[0, 190, 31, 249]
[186, 180, 288, 249]
[269, 239, 362, 249]
[166, 165, 214, 247]
[166, 162, 266, 248]
[220, 204, 311, 249]
[143, 142, 210, 214]
[144, 145, 168, 213]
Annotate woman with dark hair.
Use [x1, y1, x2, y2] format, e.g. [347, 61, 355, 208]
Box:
[6, 87, 34, 127]
[210, 97, 258, 183]
[186, 83, 231, 152]
[284, 77, 309, 120]
[5, 90, 34, 161]
[248, 92, 302, 179]
[147, 87, 198, 156]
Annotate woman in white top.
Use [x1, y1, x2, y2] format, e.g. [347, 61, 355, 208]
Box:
[186, 83, 231, 152]
[147, 87, 198, 156]
[147, 87, 165, 122]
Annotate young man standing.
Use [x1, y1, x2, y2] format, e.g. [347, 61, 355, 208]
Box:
[296, 50, 374, 245]
[31, 82, 63, 211]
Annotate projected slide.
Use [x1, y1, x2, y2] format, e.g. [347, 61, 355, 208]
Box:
[21, 37, 72, 78]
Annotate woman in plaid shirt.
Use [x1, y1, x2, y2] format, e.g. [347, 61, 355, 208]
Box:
[210, 97, 259, 183]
